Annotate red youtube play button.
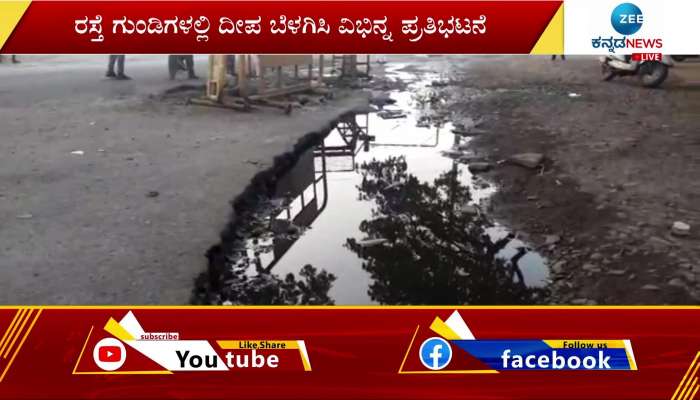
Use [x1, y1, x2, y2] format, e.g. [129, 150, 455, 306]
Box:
[98, 346, 122, 362]
[93, 338, 126, 371]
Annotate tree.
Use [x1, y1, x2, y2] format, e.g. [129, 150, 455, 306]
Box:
[346, 156, 546, 305]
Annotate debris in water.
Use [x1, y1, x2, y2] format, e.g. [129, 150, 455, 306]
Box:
[568, 93, 581, 98]
[641, 284, 660, 291]
[244, 159, 262, 166]
[377, 110, 407, 119]
[441, 149, 465, 159]
[16, 213, 33, 219]
[468, 162, 492, 173]
[146, 191, 160, 198]
[369, 92, 395, 107]
[459, 204, 479, 215]
[357, 238, 388, 248]
[70, 150, 84, 156]
[509, 153, 544, 169]
[416, 116, 431, 128]
[452, 128, 482, 137]
[671, 221, 691, 237]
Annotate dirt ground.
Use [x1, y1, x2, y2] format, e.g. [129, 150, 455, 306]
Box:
[429, 55, 700, 304]
[0, 55, 367, 304]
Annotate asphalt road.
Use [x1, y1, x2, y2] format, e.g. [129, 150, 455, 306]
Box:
[0, 54, 367, 304]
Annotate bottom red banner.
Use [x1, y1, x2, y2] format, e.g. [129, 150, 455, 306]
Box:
[0, 307, 698, 399]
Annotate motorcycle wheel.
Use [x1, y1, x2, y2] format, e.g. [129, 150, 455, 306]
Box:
[639, 62, 668, 88]
[601, 63, 616, 81]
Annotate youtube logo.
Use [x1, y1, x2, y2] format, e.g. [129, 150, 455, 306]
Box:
[98, 346, 122, 362]
[93, 338, 126, 371]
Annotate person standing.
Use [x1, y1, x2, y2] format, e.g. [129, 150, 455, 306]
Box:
[106, 55, 130, 80]
[0, 55, 19, 63]
[183, 55, 198, 79]
[168, 55, 198, 80]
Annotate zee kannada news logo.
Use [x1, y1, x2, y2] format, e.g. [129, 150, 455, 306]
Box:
[592, 2, 663, 53]
[401, 311, 638, 373]
[75, 311, 312, 374]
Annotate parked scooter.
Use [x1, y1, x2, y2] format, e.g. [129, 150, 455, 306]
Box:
[600, 55, 673, 88]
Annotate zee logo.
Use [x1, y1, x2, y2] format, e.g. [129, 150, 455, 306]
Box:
[611, 3, 644, 35]
[419, 337, 452, 370]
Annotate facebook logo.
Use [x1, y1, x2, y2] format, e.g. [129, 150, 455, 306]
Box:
[419, 337, 452, 370]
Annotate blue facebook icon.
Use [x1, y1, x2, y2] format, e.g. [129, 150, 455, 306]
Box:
[419, 337, 452, 370]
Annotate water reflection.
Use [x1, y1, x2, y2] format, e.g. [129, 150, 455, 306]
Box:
[346, 156, 546, 305]
[194, 142, 337, 305]
[197, 68, 549, 305]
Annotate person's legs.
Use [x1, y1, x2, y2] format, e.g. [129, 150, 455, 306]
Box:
[116, 55, 125, 76]
[11, 55, 19, 63]
[185, 55, 198, 79]
[168, 55, 178, 80]
[106, 55, 117, 77]
[115, 55, 131, 80]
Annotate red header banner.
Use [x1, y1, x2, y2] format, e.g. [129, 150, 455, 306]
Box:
[0, 307, 698, 399]
[1, 1, 562, 54]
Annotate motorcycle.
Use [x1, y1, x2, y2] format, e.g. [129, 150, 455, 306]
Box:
[600, 55, 673, 88]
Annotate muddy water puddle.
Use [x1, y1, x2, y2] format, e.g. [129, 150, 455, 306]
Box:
[198, 67, 549, 305]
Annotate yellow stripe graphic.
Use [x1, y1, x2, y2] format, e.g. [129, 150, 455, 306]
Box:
[687, 384, 699, 400]
[0, 309, 40, 383]
[0, 309, 28, 358]
[217, 340, 300, 349]
[399, 370, 499, 375]
[1, 305, 698, 310]
[429, 317, 460, 340]
[297, 340, 311, 372]
[398, 325, 420, 373]
[682, 377, 698, 400]
[530, 3, 564, 55]
[543, 340, 627, 349]
[672, 352, 700, 400]
[72, 326, 94, 375]
[0, 0, 31, 51]
[103, 317, 135, 341]
[73, 370, 173, 375]
[0, 309, 23, 356]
